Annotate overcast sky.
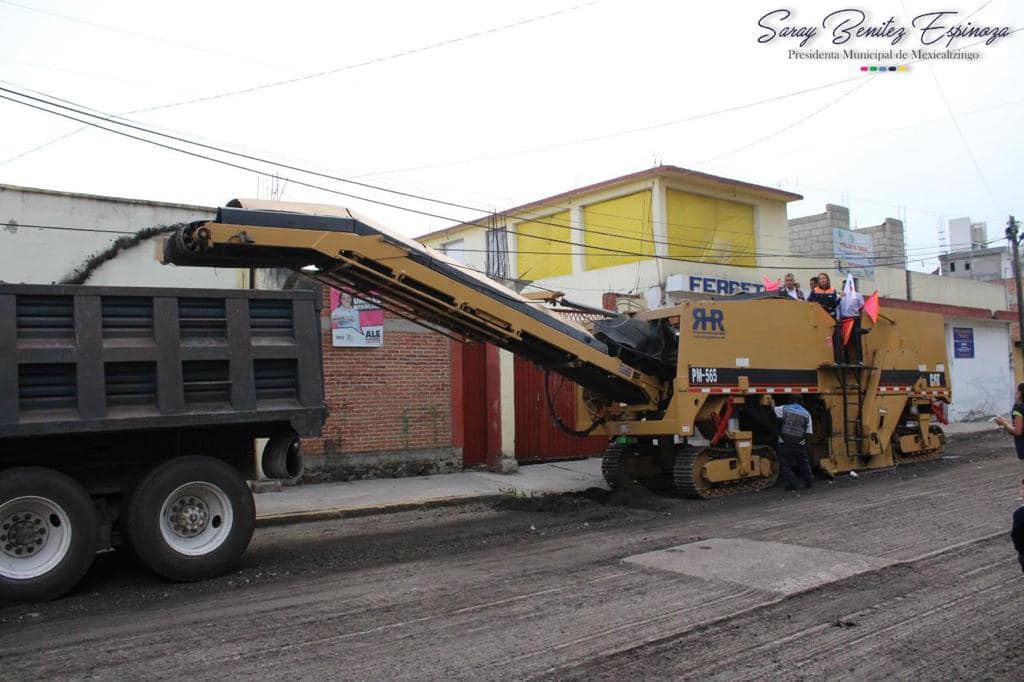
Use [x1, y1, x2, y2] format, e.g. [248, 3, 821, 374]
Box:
[1, 0, 1021, 270]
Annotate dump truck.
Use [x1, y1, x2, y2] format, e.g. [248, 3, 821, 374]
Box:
[0, 283, 325, 602]
[163, 200, 950, 500]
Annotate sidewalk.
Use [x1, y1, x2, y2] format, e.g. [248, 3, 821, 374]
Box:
[255, 458, 605, 526]
[254, 421, 996, 527]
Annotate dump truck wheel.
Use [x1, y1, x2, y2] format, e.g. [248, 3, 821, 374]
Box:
[0, 467, 98, 603]
[125, 456, 254, 582]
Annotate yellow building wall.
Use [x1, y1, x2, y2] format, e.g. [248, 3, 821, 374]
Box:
[665, 189, 756, 267]
[515, 211, 572, 280]
[583, 191, 653, 270]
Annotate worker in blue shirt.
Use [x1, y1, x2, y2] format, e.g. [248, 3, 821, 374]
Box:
[772, 396, 814, 491]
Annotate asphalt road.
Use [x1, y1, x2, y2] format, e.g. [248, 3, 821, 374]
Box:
[1, 431, 1021, 681]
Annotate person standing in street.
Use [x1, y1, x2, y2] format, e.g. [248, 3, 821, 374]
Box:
[1012, 478, 1024, 574]
[773, 396, 814, 491]
[993, 382, 1024, 462]
[779, 272, 805, 300]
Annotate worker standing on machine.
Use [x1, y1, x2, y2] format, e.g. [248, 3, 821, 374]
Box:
[837, 273, 865, 364]
[808, 272, 845, 363]
[779, 272, 805, 300]
[807, 272, 840, 315]
[772, 396, 814, 491]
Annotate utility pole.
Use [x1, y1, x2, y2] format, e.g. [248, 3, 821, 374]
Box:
[1006, 215, 1024, 347]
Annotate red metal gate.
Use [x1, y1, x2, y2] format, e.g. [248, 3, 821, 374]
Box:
[513, 356, 608, 462]
[457, 342, 488, 466]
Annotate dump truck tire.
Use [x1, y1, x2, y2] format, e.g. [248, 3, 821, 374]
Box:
[261, 433, 303, 484]
[125, 456, 254, 582]
[0, 467, 98, 603]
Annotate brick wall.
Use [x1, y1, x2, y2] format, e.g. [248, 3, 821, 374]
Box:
[303, 288, 456, 479]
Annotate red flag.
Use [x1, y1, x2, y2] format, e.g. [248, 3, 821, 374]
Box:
[863, 290, 880, 323]
[842, 317, 856, 346]
[762, 276, 780, 292]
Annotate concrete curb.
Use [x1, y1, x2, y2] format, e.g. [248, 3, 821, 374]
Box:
[255, 493, 509, 528]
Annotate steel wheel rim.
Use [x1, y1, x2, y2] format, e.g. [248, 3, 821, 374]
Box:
[159, 482, 233, 556]
[0, 496, 73, 580]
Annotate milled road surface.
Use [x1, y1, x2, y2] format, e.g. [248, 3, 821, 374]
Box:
[1, 431, 1021, 680]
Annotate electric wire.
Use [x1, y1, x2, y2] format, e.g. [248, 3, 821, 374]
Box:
[355, 75, 868, 178]
[0, 89, 982, 273]
[0, 0, 298, 72]
[0, 1, 598, 165]
[0, 82, 943, 264]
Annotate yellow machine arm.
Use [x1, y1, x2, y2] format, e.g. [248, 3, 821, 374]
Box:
[163, 200, 665, 408]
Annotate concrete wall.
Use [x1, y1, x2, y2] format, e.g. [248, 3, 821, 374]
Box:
[855, 218, 905, 266]
[788, 203, 850, 258]
[788, 204, 907, 271]
[0, 184, 234, 287]
[939, 248, 1011, 282]
[907, 270, 1007, 310]
[944, 319, 1013, 421]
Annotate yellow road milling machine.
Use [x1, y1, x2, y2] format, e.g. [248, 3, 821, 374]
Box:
[164, 200, 950, 499]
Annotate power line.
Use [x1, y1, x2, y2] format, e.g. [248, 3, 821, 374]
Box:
[0, 0, 297, 72]
[699, 77, 874, 164]
[1, 83, 946, 266]
[898, 0, 999, 212]
[0, 83, 833, 261]
[2, 217, 967, 268]
[0, 89, 918, 274]
[130, 1, 599, 114]
[0, 84, 972, 267]
[0, 67, 955, 258]
[4, 82, 944, 263]
[0, 1, 598, 166]
[354, 75, 867, 178]
[0, 57, 180, 87]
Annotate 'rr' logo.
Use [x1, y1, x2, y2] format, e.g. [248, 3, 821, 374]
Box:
[692, 307, 725, 333]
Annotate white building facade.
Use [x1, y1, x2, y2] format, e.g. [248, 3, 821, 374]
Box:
[0, 183, 233, 288]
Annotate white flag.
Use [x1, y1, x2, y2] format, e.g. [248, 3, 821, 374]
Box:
[838, 273, 864, 318]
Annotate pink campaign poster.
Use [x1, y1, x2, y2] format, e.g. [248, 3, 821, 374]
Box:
[329, 287, 384, 348]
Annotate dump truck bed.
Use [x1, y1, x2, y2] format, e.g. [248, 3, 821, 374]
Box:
[0, 283, 326, 439]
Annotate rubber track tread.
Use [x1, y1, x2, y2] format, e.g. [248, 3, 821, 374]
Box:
[894, 426, 945, 465]
[673, 446, 778, 499]
[601, 444, 625, 490]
